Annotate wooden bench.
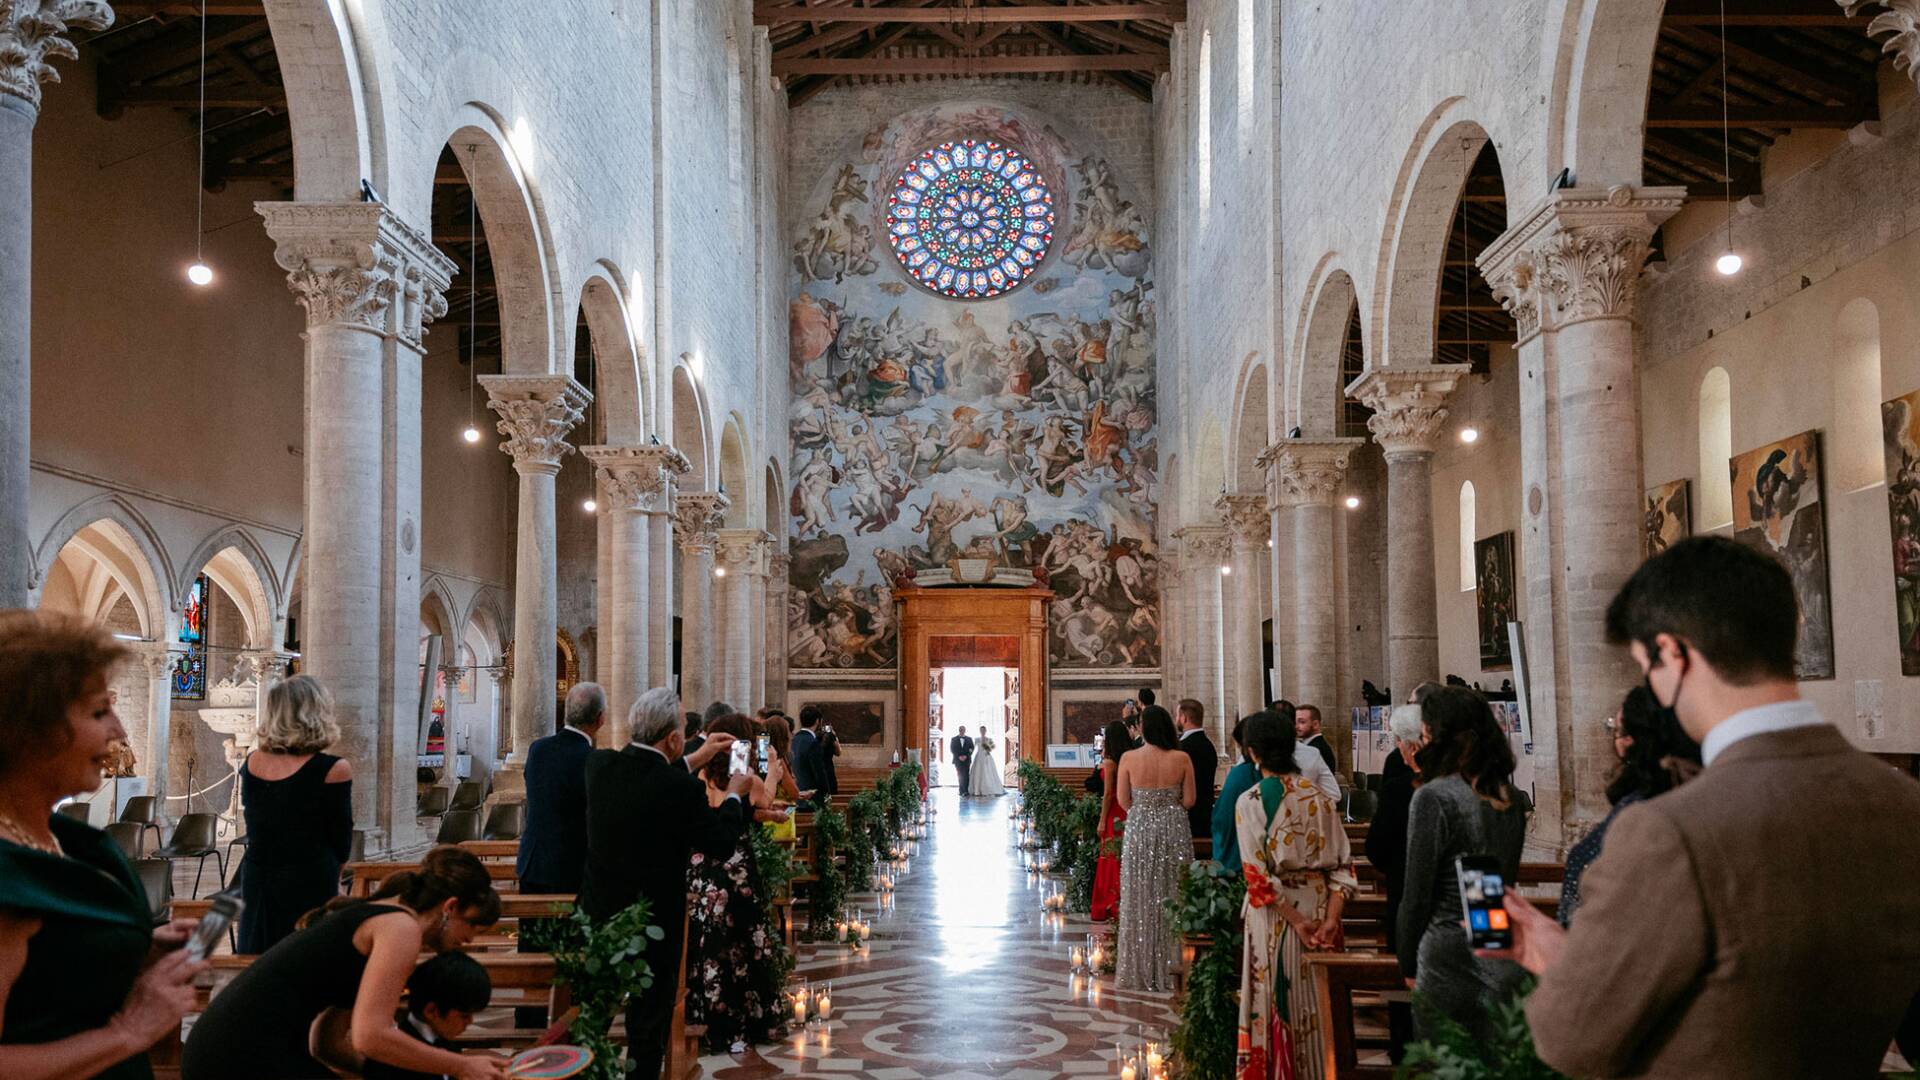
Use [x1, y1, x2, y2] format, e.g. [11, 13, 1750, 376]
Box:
[457, 839, 520, 860]
[346, 859, 521, 896]
[1307, 953, 1403, 1078]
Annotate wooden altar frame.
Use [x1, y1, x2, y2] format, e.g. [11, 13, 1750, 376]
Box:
[895, 583, 1053, 764]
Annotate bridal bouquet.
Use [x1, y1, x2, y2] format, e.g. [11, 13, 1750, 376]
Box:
[979, 735, 995, 753]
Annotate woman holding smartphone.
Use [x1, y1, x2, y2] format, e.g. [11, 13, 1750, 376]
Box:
[0, 611, 208, 1080]
[686, 714, 785, 1057]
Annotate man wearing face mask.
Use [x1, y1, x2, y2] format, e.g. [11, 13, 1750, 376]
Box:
[1488, 537, 1920, 1078]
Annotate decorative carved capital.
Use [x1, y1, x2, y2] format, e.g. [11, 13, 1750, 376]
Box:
[1259, 437, 1365, 508]
[1213, 492, 1269, 545]
[1839, 2, 1920, 89]
[1347, 366, 1468, 458]
[1173, 524, 1231, 562]
[256, 202, 455, 345]
[673, 492, 730, 554]
[0, 1, 112, 113]
[139, 643, 185, 681]
[481, 375, 591, 475]
[767, 552, 791, 579]
[1477, 186, 1684, 339]
[583, 443, 689, 512]
[715, 529, 772, 575]
[242, 651, 294, 685]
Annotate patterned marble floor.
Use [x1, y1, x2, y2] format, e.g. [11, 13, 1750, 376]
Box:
[699, 780, 1179, 1079]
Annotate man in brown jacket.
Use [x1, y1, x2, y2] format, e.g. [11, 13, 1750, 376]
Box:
[1496, 537, 1920, 1077]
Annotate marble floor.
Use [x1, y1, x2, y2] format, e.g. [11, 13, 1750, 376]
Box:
[700, 781, 1179, 1078]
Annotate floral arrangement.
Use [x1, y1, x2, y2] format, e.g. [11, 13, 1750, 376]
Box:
[1014, 760, 1102, 913]
[804, 805, 850, 941]
[749, 822, 798, 987]
[523, 899, 661, 1079]
[979, 734, 996, 754]
[1165, 861, 1245, 1080]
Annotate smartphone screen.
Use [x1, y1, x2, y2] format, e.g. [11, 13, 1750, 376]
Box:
[1453, 855, 1511, 950]
[755, 735, 771, 773]
[729, 740, 752, 777]
[185, 893, 245, 961]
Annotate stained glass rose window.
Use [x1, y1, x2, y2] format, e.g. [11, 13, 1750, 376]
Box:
[886, 139, 1055, 299]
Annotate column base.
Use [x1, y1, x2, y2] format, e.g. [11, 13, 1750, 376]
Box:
[489, 763, 529, 805]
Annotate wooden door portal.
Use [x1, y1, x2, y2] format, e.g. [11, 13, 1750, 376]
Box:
[896, 583, 1052, 768]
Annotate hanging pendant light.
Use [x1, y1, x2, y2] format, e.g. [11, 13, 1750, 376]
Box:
[1714, 0, 1743, 277]
[185, 1, 213, 286]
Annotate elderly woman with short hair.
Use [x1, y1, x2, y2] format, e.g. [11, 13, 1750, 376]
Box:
[235, 674, 355, 953]
[0, 609, 208, 1079]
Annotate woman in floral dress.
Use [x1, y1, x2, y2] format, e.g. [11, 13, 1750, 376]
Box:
[1235, 713, 1356, 1080]
[687, 715, 788, 1055]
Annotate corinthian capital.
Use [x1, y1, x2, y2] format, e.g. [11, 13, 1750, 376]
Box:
[1213, 492, 1269, 545]
[481, 375, 591, 474]
[582, 443, 690, 513]
[715, 529, 772, 575]
[1347, 366, 1468, 459]
[256, 202, 455, 345]
[0, 0, 112, 113]
[767, 551, 791, 580]
[1477, 185, 1683, 338]
[1259, 437, 1365, 508]
[1173, 524, 1231, 563]
[674, 492, 730, 554]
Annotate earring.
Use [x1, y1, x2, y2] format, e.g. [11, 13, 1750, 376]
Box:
[438, 912, 449, 931]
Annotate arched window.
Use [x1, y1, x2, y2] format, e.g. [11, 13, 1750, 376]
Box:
[1459, 480, 1477, 591]
[1698, 367, 1733, 529]
[1197, 31, 1212, 226]
[1833, 298, 1883, 493]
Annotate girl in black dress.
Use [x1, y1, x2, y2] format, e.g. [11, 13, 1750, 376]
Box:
[236, 674, 354, 953]
[0, 611, 207, 1080]
[182, 845, 506, 1080]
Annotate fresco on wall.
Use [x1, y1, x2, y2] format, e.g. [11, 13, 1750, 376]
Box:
[788, 104, 1158, 671]
[1644, 479, 1692, 557]
[1730, 430, 1834, 680]
[1881, 391, 1920, 675]
[1473, 532, 1516, 670]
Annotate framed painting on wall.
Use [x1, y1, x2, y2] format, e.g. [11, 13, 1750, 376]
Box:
[787, 688, 896, 764]
[1644, 479, 1692, 557]
[1051, 688, 1131, 745]
[1473, 531, 1517, 669]
[1730, 429, 1834, 679]
[1882, 390, 1920, 674]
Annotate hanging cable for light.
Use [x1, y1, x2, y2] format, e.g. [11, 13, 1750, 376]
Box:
[185, 0, 214, 286]
[462, 152, 483, 445]
[1714, 0, 1744, 277]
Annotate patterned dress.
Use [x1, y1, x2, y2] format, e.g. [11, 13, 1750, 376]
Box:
[1235, 775, 1357, 1080]
[1116, 786, 1192, 991]
[685, 828, 787, 1053]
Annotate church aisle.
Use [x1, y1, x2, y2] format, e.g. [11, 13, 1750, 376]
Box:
[701, 782, 1180, 1078]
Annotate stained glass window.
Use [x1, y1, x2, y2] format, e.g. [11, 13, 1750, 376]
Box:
[887, 139, 1054, 300]
[173, 574, 209, 700]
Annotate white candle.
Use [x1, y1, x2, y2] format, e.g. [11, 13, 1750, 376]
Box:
[1071, 947, 1086, 968]
[817, 992, 832, 1019]
[1121, 1061, 1137, 1080]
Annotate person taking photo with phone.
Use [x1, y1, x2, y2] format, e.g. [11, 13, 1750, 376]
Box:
[1489, 537, 1920, 1077]
[0, 610, 208, 1080]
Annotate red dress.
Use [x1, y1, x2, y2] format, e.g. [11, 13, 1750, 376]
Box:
[1089, 766, 1127, 921]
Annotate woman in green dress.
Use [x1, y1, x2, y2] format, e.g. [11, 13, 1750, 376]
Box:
[0, 610, 207, 1079]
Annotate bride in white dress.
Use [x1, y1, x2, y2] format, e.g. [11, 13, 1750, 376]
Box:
[970, 733, 1007, 797]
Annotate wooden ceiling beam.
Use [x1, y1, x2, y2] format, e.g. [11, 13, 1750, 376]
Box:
[789, 22, 919, 105]
[774, 0, 943, 59]
[1023, 20, 1152, 101]
[109, 2, 267, 13]
[1646, 102, 1874, 127]
[774, 51, 1167, 75]
[108, 85, 286, 109]
[1660, 0, 1867, 27]
[756, 3, 1185, 24]
[1663, 25, 1863, 103]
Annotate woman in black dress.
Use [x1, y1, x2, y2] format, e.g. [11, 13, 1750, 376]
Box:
[236, 674, 354, 953]
[182, 845, 505, 1080]
[0, 610, 206, 1080]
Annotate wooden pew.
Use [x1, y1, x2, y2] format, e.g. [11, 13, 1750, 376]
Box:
[346, 859, 520, 896]
[458, 839, 520, 860]
[1307, 953, 1402, 1079]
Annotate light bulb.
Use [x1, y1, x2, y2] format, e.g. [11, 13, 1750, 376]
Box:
[186, 262, 214, 286]
[1459, 427, 1480, 445]
[714, 565, 727, 578]
[582, 498, 597, 513]
[1345, 495, 1361, 509]
[1265, 537, 1274, 549]
[1219, 565, 1231, 576]
[1715, 251, 1743, 276]
[462, 426, 481, 444]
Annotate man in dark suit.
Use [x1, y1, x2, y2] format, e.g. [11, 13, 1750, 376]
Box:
[1295, 704, 1339, 776]
[1176, 699, 1217, 838]
[791, 705, 828, 805]
[950, 725, 974, 796]
[581, 687, 748, 1079]
[679, 710, 705, 767]
[514, 682, 605, 1025]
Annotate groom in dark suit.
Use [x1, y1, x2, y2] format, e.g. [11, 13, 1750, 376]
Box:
[950, 725, 974, 796]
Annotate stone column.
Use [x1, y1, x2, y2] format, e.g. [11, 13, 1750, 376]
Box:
[582, 443, 688, 744]
[714, 528, 764, 710]
[1348, 367, 1467, 706]
[1173, 525, 1230, 730]
[259, 202, 453, 849]
[1215, 493, 1269, 728]
[486, 667, 511, 762]
[645, 444, 691, 691]
[765, 552, 789, 707]
[1158, 553, 1184, 701]
[674, 492, 729, 711]
[1263, 438, 1364, 767]
[746, 533, 772, 707]
[135, 644, 182, 805]
[482, 375, 591, 764]
[1480, 185, 1683, 844]
[0, 2, 112, 606]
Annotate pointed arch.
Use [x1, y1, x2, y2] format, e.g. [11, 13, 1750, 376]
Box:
[420, 576, 461, 641]
[33, 494, 174, 636]
[177, 525, 282, 650]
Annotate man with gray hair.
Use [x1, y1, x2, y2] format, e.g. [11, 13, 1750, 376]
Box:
[514, 681, 606, 1024]
[1367, 701, 1426, 1063]
[581, 687, 748, 1078]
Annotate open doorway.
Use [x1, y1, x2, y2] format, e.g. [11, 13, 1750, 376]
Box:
[930, 665, 1020, 788]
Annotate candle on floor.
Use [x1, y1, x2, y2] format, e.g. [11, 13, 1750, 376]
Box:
[1147, 1044, 1163, 1074]
[1120, 1058, 1137, 1080]
[1071, 946, 1086, 968]
[817, 986, 832, 1019]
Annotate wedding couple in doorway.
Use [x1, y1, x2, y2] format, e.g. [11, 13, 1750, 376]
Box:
[949, 725, 1007, 798]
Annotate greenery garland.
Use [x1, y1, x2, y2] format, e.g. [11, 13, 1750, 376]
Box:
[1399, 982, 1567, 1079]
[844, 789, 883, 890]
[805, 804, 850, 941]
[1013, 760, 1102, 913]
[749, 822, 798, 988]
[522, 899, 662, 1080]
[1166, 861, 1245, 1080]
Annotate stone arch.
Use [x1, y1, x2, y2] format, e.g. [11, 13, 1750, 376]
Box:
[177, 526, 282, 651]
[430, 105, 559, 377]
[1543, 0, 1665, 187]
[575, 262, 647, 443]
[672, 362, 713, 489]
[764, 458, 786, 539]
[1229, 355, 1270, 492]
[718, 414, 750, 524]
[33, 495, 174, 637]
[420, 578, 459, 641]
[1291, 261, 1362, 437]
[1375, 109, 1507, 369]
[262, 0, 376, 200]
[464, 589, 510, 663]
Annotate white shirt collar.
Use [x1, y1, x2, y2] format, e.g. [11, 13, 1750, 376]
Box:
[633, 741, 671, 761]
[1180, 727, 1203, 740]
[402, 1011, 440, 1046]
[1700, 698, 1827, 766]
[562, 726, 592, 743]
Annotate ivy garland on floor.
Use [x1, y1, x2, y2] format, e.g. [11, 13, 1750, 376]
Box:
[749, 820, 798, 988]
[802, 762, 922, 941]
[1014, 761, 1102, 912]
[523, 898, 662, 1080]
[1167, 861, 1245, 1080]
[804, 804, 850, 941]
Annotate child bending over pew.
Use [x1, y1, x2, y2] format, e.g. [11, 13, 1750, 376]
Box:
[364, 953, 493, 1080]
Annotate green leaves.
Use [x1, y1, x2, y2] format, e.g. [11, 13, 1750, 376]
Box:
[524, 899, 662, 1080]
[1398, 983, 1568, 1080]
[1167, 861, 1246, 1080]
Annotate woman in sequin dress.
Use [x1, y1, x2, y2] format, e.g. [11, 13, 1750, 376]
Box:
[1235, 713, 1356, 1080]
[1115, 705, 1195, 991]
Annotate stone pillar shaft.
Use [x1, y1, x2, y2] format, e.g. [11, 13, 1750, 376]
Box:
[1174, 526, 1230, 727]
[674, 492, 728, 711]
[584, 444, 688, 743]
[1217, 493, 1268, 729]
[714, 529, 765, 709]
[765, 553, 789, 708]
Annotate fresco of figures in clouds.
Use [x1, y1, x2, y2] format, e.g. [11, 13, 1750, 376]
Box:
[786, 103, 1159, 671]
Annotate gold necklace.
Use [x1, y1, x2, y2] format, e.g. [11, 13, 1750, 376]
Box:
[0, 808, 63, 857]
